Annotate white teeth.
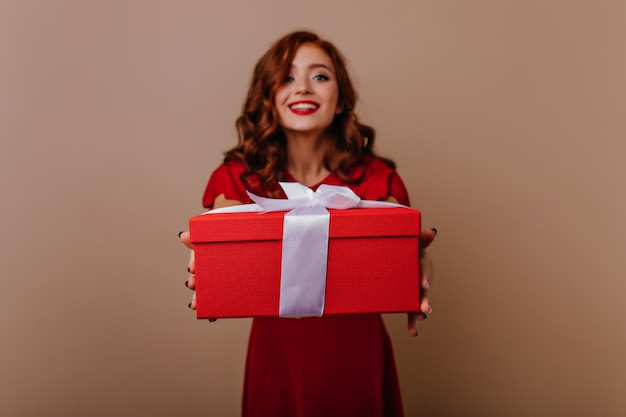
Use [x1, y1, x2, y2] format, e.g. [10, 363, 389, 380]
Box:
[289, 103, 318, 110]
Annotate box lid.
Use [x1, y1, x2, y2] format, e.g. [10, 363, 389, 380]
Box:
[190, 207, 420, 243]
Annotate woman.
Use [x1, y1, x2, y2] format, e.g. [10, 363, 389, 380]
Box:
[180, 31, 436, 417]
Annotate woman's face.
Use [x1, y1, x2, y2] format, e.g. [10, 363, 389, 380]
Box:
[274, 44, 341, 139]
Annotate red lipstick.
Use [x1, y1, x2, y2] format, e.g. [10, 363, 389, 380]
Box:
[288, 100, 319, 115]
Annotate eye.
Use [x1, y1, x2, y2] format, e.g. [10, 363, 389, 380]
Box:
[283, 75, 295, 83]
[313, 74, 330, 81]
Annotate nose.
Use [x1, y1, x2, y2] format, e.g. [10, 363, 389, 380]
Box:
[294, 77, 312, 94]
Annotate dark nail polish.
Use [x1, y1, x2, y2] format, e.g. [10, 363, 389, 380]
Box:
[188, 303, 192, 309]
[178, 231, 184, 238]
[431, 228, 438, 236]
[209, 318, 217, 322]
[422, 313, 428, 320]
[187, 267, 191, 273]
[185, 280, 190, 288]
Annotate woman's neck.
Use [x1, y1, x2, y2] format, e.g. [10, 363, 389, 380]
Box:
[285, 132, 332, 187]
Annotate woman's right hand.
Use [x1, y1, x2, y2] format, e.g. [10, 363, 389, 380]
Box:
[179, 231, 197, 310]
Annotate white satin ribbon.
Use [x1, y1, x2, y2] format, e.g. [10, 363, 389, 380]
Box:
[207, 182, 404, 318]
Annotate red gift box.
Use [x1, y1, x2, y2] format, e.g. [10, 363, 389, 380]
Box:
[189, 207, 421, 319]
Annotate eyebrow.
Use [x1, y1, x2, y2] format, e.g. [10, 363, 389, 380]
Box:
[291, 63, 333, 71]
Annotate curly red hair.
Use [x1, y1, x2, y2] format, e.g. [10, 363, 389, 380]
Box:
[223, 30, 394, 196]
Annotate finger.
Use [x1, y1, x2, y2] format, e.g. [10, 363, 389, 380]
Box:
[407, 312, 418, 337]
[180, 231, 197, 274]
[421, 273, 429, 290]
[406, 312, 428, 337]
[420, 295, 432, 315]
[187, 249, 195, 275]
[179, 230, 194, 249]
[186, 271, 196, 290]
[420, 252, 433, 289]
[419, 228, 437, 252]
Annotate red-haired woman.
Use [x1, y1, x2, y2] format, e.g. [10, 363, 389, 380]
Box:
[179, 31, 436, 417]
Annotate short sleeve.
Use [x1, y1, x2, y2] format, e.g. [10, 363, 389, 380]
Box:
[201, 161, 252, 208]
[387, 170, 410, 206]
[354, 158, 410, 206]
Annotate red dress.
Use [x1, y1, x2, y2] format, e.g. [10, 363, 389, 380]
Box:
[202, 156, 410, 417]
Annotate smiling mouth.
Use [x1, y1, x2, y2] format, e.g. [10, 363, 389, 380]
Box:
[288, 101, 319, 114]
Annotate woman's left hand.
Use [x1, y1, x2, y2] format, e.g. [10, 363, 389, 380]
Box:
[407, 228, 437, 336]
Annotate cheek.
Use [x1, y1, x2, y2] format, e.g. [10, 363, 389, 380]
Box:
[325, 85, 340, 108]
[328, 93, 341, 114]
[273, 91, 287, 123]
[274, 87, 289, 105]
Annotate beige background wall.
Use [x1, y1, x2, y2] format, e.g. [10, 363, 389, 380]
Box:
[2, 1, 625, 416]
